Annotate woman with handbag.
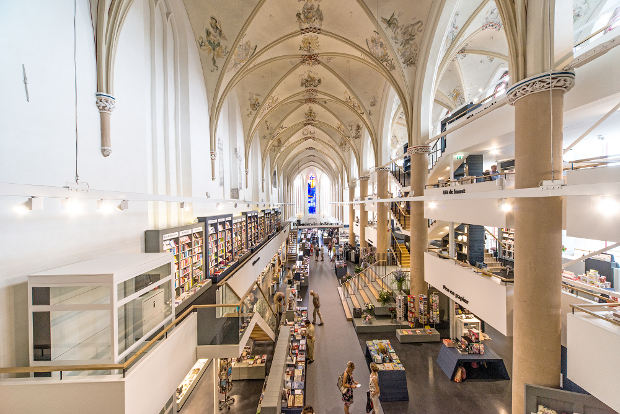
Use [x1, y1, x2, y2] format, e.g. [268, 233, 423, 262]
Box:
[341, 361, 359, 414]
[368, 363, 380, 413]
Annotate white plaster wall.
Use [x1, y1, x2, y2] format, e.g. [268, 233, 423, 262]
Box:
[0, 0, 267, 370]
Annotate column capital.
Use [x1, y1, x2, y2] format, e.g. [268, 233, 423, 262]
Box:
[95, 92, 116, 113]
[359, 175, 370, 181]
[407, 145, 430, 156]
[506, 71, 575, 105]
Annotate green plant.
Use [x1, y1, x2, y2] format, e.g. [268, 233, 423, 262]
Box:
[378, 289, 393, 306]
[393, 270, 407, 293]
[354, 265, 363, 274]
[364, 303, 375, 315]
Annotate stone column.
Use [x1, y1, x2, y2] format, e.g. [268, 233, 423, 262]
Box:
[376, 168, 389, 261]
[408, 146, 429, 319]
[95, 93, 116, 157]
[508, 71, 574, 413]
[348, 182, 356, 246]
[359, 176, 369, 248]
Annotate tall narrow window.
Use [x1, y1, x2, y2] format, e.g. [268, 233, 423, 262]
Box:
[308, 174, 317, 214]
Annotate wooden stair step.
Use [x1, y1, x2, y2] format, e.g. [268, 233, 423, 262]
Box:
[337, 287, 353, 321]
[358, 288, 371, 305]
[361, 273, 380, 300]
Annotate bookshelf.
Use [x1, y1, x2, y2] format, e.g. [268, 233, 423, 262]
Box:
[498, 228, 515, 261]
[243, 211, 258, 250]
[232, 216, 249, 261]
[258, 211, 266, 242]
[145, 223, 205, 298]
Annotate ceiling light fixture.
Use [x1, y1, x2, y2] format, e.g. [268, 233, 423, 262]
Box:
[428, 201, 438, 209]
[500, 200, 512, 213]
[63, 197, 83, 216]
[597, 196, 618, 217]
[97, 199, 115, 215]
[117, 200, 129, 211]
[13, 197, 43, 215]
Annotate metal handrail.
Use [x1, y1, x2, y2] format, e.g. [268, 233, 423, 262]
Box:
[562, 283, 617, 304]
[425, 171, 515, 189]
[485, 228, 510, 252]
[0, 303, 241, 376]
[570, 303, 620, 327]
[433, 251, 513, 283]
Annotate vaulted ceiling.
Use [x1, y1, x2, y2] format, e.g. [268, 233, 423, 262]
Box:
[182, 0, 438, 181]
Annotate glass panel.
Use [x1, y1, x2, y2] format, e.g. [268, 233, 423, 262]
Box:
[117, 282, 173, 355]
[32, 286, 110, 306]
[33, 310, 112, 362]
[117, 263, 171, 300]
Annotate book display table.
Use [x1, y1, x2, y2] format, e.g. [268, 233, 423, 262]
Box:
[364, 340, 409, 402]
[436, 344, 510, 381]
[396, 328, 441, 343]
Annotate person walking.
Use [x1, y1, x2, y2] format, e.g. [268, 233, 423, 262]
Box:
[369, 362, 380, 413]
[274, 292, 285, 328]
[341, 361, 359, 414]
[310, 290, 324, 325]
[305, 319, 315, 363]
[320, 247, 324, 261]
[315, 246, 319, 261]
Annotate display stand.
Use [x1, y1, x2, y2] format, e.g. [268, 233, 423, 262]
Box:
[258, 326, 291, 414]
[396, 328, 441, 343]
[231, 345, 267, 380]
[364, 340, 408, 402]
[436, 344, 509, 381]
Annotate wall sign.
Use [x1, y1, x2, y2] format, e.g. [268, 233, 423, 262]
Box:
[442, 189, 466, 195]
[442, 285, 469, 304]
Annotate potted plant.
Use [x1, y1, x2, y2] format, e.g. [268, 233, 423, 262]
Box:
[393, 270, 407, 293]
[354, 265, 363, 274]
[378, 289, 393, 307]
[362, 303, 375, 324]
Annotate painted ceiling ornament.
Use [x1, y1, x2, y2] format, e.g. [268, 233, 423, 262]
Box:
[339, 139, 348, 151]
[304, 106, 317, 125]
[300, 70, 322, 88]
[346, 122, 362, 140]
[296, 0, 323, 34]
[258, 95, 279, 118]
[299, 34, 320, 54]
[197, 16, 229, 72]
[370, 96, 377, 107]
[228, 35, 257, 72]
[366, 30, 396, 71]
[344, 94, 364, 115]
[302, 126, 315, 137]
[247, 92, 261, 117]
[449, 87, 465, 106]
[482, 7, 502, 31]
[305, 88, 318, 98]
[447, 12, 460, 46]
[301, 53, 320, 66]
[381, 11, 424, 67]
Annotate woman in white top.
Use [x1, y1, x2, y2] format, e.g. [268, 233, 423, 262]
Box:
[369, 362, 380, 413]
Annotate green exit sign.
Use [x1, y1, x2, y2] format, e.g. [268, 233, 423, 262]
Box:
[455, 154, 464, 160]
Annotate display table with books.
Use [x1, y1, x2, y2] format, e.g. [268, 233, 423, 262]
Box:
[364, 340, 409, 402]
[281, 308, 309, 413]
[231, 346, 267, 380]
[396, 328, 441, 343]
[436, 343, 510, 381]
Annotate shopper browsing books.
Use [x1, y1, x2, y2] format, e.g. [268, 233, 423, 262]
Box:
[340, 361, 359, 414]
[302, 406, 314, 414]
[305, 320, 315, 363]
[310, 290, 324, 325]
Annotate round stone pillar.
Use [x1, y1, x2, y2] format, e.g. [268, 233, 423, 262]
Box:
[359, 176, 369, 248]
[348, 182, 356, 246]
[376, 168, 389, 261]
[408, 146, 429, 314]
[508, 71, 574, 414]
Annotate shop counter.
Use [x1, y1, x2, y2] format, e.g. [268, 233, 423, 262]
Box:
[396, 328, 441, 343]
[436, 344, 510, 381]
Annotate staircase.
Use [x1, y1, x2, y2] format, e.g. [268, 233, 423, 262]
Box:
[390, 202, 410, 231]
[484, 250, 504, 273]
[337, 263, 409, 333]
[396, 243, 410, 267]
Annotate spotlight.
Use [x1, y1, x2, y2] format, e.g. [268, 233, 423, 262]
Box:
[428, 201, 437, 209]
[597, 197, 618, 217]
[490, 147, 500, 156]
[63, 198, 83, 216]
[179, 202, 186, 209]
[117, 200, 129, 211]
[13, 197, 43, 215]
[97, 199, 115, 215]
[500, 201, 512, 213]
